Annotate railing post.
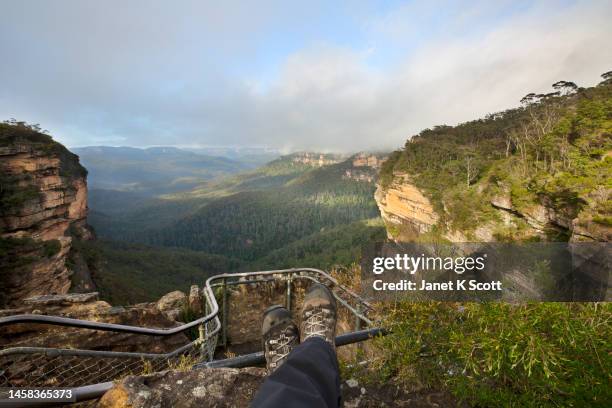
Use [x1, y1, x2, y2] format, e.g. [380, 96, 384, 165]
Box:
[200, 298, 208, 358]
[198, 323, 205, 354]
[286, 273, 292, 311]
[355, 303, 363, 351]
[222, 277, 228, 348]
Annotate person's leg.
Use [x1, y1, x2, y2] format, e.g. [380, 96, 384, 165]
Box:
[251, 283, 340, 408]
[251, 337, 340, 407]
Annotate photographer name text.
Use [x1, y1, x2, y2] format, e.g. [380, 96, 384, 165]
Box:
[372, 279, 502, 291]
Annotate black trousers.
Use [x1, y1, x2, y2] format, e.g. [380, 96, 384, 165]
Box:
[251, 337, 341, 407]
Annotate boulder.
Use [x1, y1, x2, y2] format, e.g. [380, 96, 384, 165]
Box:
[490, 193, 513, 211]
[157, 291, 187, 312]
[522, 204, 549, 231]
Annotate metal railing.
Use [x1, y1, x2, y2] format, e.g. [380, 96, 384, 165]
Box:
[0, 268, 381, 405]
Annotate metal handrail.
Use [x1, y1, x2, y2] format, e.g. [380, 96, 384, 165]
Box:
[0, 268, 373, 358]
[0, 268, 382, 406]
[197, 327, 387, 369]
[0, 339, 202, 359]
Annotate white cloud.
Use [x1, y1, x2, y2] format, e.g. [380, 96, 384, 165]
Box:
[239, 0, 612, 151]
[0, 0, 610, 152]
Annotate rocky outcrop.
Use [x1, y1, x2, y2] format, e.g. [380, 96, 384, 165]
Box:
[376, 171, 610, 243]
[98, 367, 265, 408]
[0, 292, 188, 353]
[291, 152, 343, 167]
[0, 291, 191, 390]
[97, 367, 461, 407]
[0, 124, 93, 307]
[188, 285, 203, 314]
[375, 173, 439, 239]
[488, 188, 610, 242]
[156, 290, 187, 321]
[352, 153, 387, 169]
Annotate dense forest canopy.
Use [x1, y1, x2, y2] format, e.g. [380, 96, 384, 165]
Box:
[84, 153, 385, 301]
[99, 158, 381, 261]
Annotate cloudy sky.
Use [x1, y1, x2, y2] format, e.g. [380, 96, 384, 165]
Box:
[1, 0, 610, 152]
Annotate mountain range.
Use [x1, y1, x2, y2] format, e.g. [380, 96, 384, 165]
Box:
[71, 145, 275, 196]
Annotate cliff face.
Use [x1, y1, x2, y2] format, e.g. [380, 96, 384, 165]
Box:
[375, 173, 612, 242]
[375, 172, 610, 243]
[374, 173, 439, 240]
[375, 80, 611, 245]
[0, 123, 93, 307]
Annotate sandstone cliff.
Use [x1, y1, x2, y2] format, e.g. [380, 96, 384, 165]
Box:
[375, 172, 610, 300]
[374, 80, 611, 245]
[0, 122, 93, 307]
[374, 173, 439, 240]
[375, 171, 610, 243]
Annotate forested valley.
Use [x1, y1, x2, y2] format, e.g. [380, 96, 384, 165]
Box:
[85, 153, 386, 302]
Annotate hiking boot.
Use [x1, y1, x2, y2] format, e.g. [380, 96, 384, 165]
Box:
[262, 305, 299, 372]
[301, 283, 337, 347]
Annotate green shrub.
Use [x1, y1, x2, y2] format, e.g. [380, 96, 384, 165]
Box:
[592, 215, 612, 226]
[0, 173, 40, 211]
[372, 302, 611, 407]
[178, 304, 203, 341]
[385, 222, 400, 238]
[42, 239, 61, 257]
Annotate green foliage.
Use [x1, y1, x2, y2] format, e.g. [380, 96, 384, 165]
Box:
[377, 151, 401, 188]
[76, 239, 241, 305]
[0, 236, 38, 263]
[373, 302, 611, 407]
[366, 79, 612, 406]
[91, 160, 381, 265]
[379, 80, 612, 236]
[42, 239, 61, 257]
[0, 121, 87, 179]
[252, 219, 386, 270]
[147, 163, 378, 262]
[0, 173, 40, 211]
[444, 188, 500, 232]
[178, 304, 203, 341]
[88, 190, 205, 239]
[0, 120, 54, 146]
[593, 215, 612, 226]
[385, 222, 400, 238]
[87, 155, 385, 305]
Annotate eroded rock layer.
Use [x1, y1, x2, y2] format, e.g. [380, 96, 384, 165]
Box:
[0, 125, 92, 307]
[375, 173, 439, 239]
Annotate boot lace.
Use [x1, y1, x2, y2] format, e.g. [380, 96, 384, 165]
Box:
[303, 307, 331, 340]
[267, 330, 296, 369]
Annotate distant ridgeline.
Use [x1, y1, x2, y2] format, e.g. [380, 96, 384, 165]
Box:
[71, 146, 254, 196]
[377, 75, 611, 243]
